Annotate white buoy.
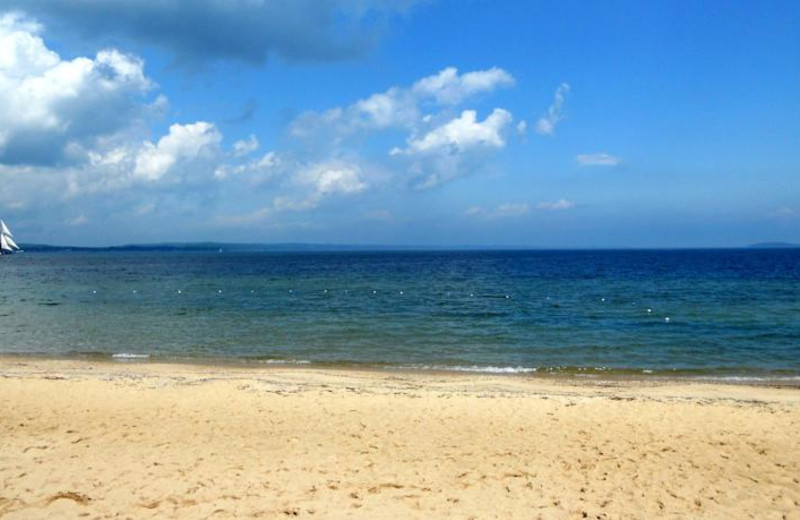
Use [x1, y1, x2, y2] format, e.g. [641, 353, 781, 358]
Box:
[647, 308, 652, 313]
[470, 293, 474, 297]
[373, 290, 377, 294]
[505, 295, 510, 299]
[665, 317, 671, 323]
[324, 289, 328, 294]
[92, 290, 96, 294]
[218, 290, 222, 294]
[601, 297, 605, 302]
[399, 291, 404, 295]
[132, 290, 137, 294]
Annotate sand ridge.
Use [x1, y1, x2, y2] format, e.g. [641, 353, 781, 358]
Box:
[1, 359, 799, 519]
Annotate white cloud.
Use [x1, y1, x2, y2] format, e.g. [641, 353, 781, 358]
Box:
[69, 121, 223, 194]
[290, 67, 515, 139]
[411, 67, 514, 105]
[465, 203, 530, 219]
[231, 135, 259, 157]
[352, 88, 419, 129]
[134, 122, 221, 181]
[536, 198, 575, 211]
[576, 153, 621, 166]
[214, 151, 279, 182]
[396, 109, 513, 156]
[286, 67, 520, 191]
[535, 83, 570, 135]
[274, 160, 367, 211]
[0, 12, 158, 166]
[390, 108, 513, 189]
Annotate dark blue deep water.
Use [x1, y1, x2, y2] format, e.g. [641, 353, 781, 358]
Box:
[1, 249, 799, 379]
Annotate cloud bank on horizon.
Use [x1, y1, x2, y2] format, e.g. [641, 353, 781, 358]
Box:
[0, 1, 798, 247]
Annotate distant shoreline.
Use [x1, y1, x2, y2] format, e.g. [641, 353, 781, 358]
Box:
[13, 242, 800, 252]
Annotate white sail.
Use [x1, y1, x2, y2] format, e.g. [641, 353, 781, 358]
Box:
[1, 219, 20, 253]
[5, 234, 19, 250]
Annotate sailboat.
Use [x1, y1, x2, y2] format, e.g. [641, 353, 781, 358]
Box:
[1, 220, 21, 255]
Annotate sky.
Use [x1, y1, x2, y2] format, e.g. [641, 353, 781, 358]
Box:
[0, 0, 798, 248]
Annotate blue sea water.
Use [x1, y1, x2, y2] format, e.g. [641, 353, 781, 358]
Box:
[1, 249, 799, 379]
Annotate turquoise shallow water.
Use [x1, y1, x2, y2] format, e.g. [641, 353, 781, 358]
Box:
[1, 249, 799, 379]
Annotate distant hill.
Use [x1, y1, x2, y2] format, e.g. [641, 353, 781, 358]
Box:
[748, 242, 800, 249]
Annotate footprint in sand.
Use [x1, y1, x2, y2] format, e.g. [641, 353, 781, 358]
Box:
[47, 492, 90, 505]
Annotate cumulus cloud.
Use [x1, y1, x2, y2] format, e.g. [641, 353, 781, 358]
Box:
[536, 199, 575, 211]
[465, 203, 530, 219]
[393, 109, 512, 156]
[10, 0, 422, 65]
[0, 14, 548, 238]
[286, 67, 519, 190]
[390, 108, 513, 189]
[576, 153, 621, 166]
[411, 67, 514, 105]
[535, 83, 570, 135]
[74, 121, 223, 195]
[290, 67, 514, 139]
[0, 12, 159, 166]
[273, 160, 368, 211]
[133, 122, 222, 181]
[214, 151, 279, 182]
[231, 135, 259, 158]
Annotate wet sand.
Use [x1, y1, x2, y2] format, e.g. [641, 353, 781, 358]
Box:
[1, 358, 799, 519]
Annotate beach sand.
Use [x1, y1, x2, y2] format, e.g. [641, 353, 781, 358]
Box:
[1, 359, 799, 519]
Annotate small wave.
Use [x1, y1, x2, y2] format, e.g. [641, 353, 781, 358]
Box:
[252, 359, 312, 365]
[111, 353, 151, 360]
[402, 364, 537, 374]
[694, 375, 800, 383]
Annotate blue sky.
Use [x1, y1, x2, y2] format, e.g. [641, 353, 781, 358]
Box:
[0, 0, 798, 247]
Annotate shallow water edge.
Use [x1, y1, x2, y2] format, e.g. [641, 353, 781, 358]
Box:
[3, 353, 799, 388]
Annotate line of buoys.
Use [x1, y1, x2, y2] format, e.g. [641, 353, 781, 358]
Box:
[83, 289, 674, 323]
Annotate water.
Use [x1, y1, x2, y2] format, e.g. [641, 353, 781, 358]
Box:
[1, 249, 799, 380]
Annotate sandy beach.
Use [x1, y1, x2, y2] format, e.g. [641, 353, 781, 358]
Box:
[1, 359, 799, 519]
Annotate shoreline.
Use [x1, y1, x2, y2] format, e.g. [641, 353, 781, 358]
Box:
[2, 358, 799, 519]
[3, 353, 800, 388]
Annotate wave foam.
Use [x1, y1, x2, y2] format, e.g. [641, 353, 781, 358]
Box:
[403, 365, 537, 374]
[112, 353, 151, 360]
[253, 359, 311, 365]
